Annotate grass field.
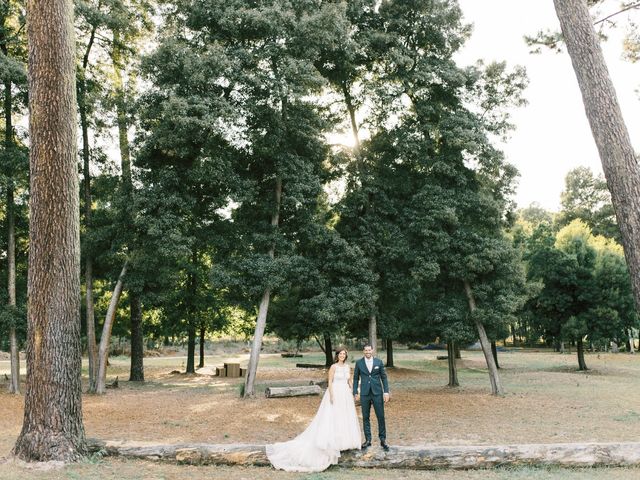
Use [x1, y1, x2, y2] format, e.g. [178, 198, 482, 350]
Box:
[2, 344, 640, 479]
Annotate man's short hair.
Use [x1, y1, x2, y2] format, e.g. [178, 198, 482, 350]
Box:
[363, 344, 373, 350]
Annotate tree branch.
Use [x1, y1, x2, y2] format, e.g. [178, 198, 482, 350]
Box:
[594, 2, 640, 25]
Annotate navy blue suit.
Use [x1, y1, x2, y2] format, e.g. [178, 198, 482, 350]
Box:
[353, 357, 389, 442]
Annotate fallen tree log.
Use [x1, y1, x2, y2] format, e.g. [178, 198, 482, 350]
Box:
[86, 440, 640, 469]
[295, 363, 326, 369]
[309, 380, 328, 389]
[265, 385, 322, 398]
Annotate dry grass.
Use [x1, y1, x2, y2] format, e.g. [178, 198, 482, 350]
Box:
[2, 346, 640, 479]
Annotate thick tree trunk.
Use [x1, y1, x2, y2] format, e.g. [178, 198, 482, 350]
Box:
[198, 324, 206, 368]
[86, 439, 640, 469]
[386, 338, 394, 368]
[463, 281, 504, 396]
[244, 177, 282, 398]
[13, 0, 86, 460]
[554, 0, 640, 310]
[447, 341, 459, 387]
[79, 25, 97, 394]
[368, 313, 378, 352]
[323, 333, 333, 367]
[96, 261, 128, 394]
[491, 341, 500, 369]
[186, 325, 196, 374]
[577, 338, 588, 371]
[129, 294, 144, 381]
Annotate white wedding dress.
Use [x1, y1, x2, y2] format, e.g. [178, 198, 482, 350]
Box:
[266, 363, 361, 472]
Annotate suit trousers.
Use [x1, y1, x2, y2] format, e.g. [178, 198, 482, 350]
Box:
[360, 393, 386, 441]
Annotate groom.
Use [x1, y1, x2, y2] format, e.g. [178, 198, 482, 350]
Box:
[353, 344, 390, 451]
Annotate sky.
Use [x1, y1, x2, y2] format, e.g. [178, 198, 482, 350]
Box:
[455, 0, 640, 211]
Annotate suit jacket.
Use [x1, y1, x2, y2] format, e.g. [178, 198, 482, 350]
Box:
[353, 357, 389, 397]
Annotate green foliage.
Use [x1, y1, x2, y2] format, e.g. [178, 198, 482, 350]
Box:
[556, 166, 620, 242]
[525, 220, 638, 363]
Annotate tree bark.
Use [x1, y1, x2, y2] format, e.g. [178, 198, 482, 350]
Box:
[198, 324, 206, 368]
[386, 338, 394, 368]
[368, 313, 378, 352]
[463, 281, 504, 396]
[577, 337, 588, 371]
[129, 294, 144, 381]
[244, 177, 282, 398]
[323, 333, 333, 367]
[554, 0, 640, 310]
[96, 261, 128, 394]
[491, 340, 500, 369]
[447, 341, 459, 387]
[13, 0, 86, 460]
[186, 325, 196, 374]
[79, 24, 97, 393]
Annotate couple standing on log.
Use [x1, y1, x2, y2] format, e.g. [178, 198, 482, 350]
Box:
[266, 344, 391, 472]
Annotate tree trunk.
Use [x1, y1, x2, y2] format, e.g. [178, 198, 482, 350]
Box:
[386, 339, 394, 368]
[491, 341, 500, 369]
[628, 329, 635, 354]
[368, 313, 378, 352]
[323, 333, 333, 367]
[198, 324, 206, 368]
[463, 281, 504, 396]
[129, 294, 144, 381]
[96, 261, 128, 394]
[510, 323, 517, 347]
[13, 0, 86, 460]
[244, 177, 282, 398]
[447, 341, 459, 387]
[554, 0, 640, 310]
[577, 338, 588, 371]
[186, 325, 196, 374]
[341, 80, 361, 150]
[1, 9, 19, 395]
[79, 24, 97, 394]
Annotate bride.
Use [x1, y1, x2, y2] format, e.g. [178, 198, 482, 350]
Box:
[266, 347, 361, 472]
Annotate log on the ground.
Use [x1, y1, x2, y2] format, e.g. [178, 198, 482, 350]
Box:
[309, 380, 328, 389]
[265, 385, 322, 398]
[295, 363, 326, 369]
[86, 440, 640, 469]
[87, 439, 269, 466]
[436, 355, 448, 360]
[281, 353, 303, 357]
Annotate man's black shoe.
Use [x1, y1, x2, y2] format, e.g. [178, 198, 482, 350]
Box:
[361, 440, 371, 449]
[381, 441, 390, 452]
